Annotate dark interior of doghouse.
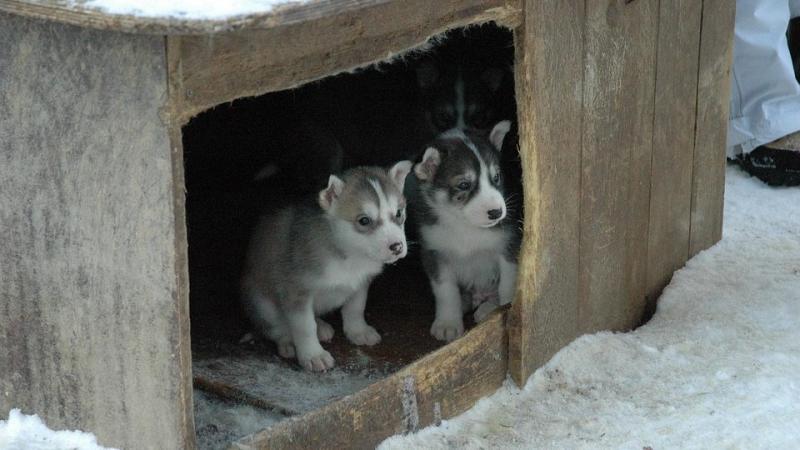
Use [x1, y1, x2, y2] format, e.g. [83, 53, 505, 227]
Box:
[182, 23, 518, 448]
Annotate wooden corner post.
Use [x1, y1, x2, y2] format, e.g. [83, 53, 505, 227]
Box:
[0, 13, 195, 449]
[509, 0, 584, 385]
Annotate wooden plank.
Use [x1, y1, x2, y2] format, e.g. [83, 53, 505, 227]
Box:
[233, 311, 508, 450]
[645, 0, 703, 316]
[688, 0, 735, 257]
[168, 117, 197, 450]
[192, 353, 376, 418]
[194, 375, 300, 418]
[169, 0, 522, 122]
[0, 0, 514, 35]
[508, 0, 584, 386]
[578, 0, 658, 334]
[0, 13, 193, 449]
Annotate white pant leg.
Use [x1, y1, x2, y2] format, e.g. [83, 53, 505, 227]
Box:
[728, 0, 800, 157]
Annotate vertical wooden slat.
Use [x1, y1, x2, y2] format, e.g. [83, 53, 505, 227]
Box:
[509, 0, 584, 386]
[645, 0, 703, 316]
[689, 0, 735, 257]
[166, 35, 198, 447]
[578, 0, 659, 333]
[0, 13, 193, 449]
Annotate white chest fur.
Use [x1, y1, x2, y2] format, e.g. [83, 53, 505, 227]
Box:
[420, 215, 509, 289]
[308, 255, 383, 314]
[421, 213, 507, 257]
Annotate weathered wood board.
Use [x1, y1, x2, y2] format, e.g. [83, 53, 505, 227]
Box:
[511, 0, 732, 385]
[579, 0, 658, 334]
[645, 0, 703, 317]
[167, 0, 522, 122]
[508, 0, 584, 387]
[0, 13, 193, 450]
[689, 0, 735, 257]
[234, 311, 508, 450]
[193, 356, 376, 418]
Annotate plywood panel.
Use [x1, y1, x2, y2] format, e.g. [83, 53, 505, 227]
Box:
[645, 0, 703, 316]
[508, 0, 584, 386]
[0, 13, 193, 449]
[235, 311, 507, 450]
[169, 0, 522, 122]
[689, 0, 735, 257]
[578, 0, 659, 334]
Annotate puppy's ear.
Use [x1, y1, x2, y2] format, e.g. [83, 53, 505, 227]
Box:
[318, 175, 345, 210]
[388, 160, 413, 191]
[481, 67, 505, 92]
[489, 120, 512, 151]
[414, 147, 441, 181]
[416, 62, 439, 89]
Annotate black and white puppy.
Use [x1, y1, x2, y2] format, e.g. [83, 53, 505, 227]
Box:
[411, 121, 519, 341]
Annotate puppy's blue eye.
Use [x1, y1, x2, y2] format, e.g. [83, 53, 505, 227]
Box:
[457, 181, 471, 190]
[492, 173, 500, 184]
[357, 216, 372, 226]
[396, 209, 403, 218]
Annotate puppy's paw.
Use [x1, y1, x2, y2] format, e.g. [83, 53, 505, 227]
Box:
[298, 348, 335, 372]
[316, 318, 335, 342]
[345, 325, 381, 346]
[473, 301, 499, 323]
[430, 319, 464, 342]
[277, 340, 296, 359]
[471, 289, 499, 309]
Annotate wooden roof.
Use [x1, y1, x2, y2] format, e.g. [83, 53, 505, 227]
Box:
[0, 0, 389, 35]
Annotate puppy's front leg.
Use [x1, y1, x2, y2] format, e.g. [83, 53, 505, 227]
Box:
[498, 256, 518, 306]
[342, 283, 381, 346]
[429, 264, 464, 342]
[285, 296, 334, 371]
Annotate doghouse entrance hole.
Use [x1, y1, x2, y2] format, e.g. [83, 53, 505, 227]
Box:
[182, 23, 518, 448]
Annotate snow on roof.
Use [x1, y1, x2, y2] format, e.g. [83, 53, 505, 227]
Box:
[68, 0, 307, 21]
[2, 0, 328, 34]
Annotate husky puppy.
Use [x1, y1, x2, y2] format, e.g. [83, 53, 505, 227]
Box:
[416, 60, 507, 136]
[241, 161, 412, 371]
[411, 121, 518, 341]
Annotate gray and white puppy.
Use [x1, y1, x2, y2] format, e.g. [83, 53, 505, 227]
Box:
[412, 121, 518, 341]
[241, 161, 412, 371]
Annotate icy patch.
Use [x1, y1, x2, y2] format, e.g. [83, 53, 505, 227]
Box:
[0, 409, 114, 450]
[193, 390, 281, 450]
[69, 0, 308, 20]
[380, 166, 800, 449]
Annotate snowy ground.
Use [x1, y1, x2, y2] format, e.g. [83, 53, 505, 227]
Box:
[0, 410, 113, 450]
[380, 165, 800, 449]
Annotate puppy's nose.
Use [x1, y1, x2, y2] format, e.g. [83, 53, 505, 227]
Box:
[389, 242, 404, 255]
[487, 209, 503, 220]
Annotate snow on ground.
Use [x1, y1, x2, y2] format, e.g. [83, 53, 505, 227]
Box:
[68, 0, 308, 20]
[380, 165, 800, 449]
[0, 409, 114, 450]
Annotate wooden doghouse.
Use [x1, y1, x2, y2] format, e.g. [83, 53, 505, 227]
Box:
[0, 1, 734, 449]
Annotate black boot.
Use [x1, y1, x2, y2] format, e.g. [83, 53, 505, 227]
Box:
[735, 133, 800, 187]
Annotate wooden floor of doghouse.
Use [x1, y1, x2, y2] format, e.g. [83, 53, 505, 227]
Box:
[190, 255, 477, 424]
[234, 309, 508, 449]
